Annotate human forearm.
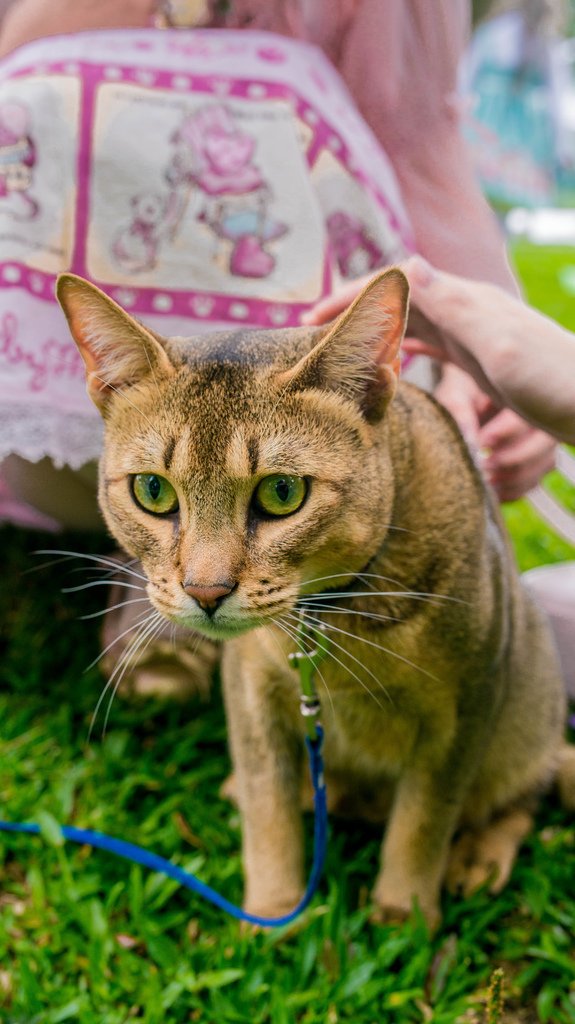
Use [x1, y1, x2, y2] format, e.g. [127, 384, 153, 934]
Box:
[405, 257, 575, 444]
[0, 0, 155, 57]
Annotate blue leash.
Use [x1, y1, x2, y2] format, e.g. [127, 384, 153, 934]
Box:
[0, 619, 329, 928]
[0, 728, 326, 928]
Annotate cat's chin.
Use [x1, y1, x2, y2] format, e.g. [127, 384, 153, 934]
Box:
[168, 613, 270, 642]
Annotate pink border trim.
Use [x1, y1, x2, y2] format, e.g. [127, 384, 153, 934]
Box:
[2, 57, 414, 326]
[70, 64, 97, 277]
[0, 262, 322, 328]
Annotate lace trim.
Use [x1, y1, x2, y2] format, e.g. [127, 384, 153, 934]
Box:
[0, 403, 103, 469]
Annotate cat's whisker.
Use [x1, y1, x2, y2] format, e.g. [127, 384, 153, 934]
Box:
[88, 609, 162, 740]
[302, 570, 416, 590]
[353, 574, 468, 607]
[302, 588, 464, 606]
[79, 597, 152, 621]
[96, 611, 165, 729]
[300, 610, 442, 685]
[101, 613, 167, 736]
[298, 602, 402, 625]
[264, 615, 305, 662]
[69, 566, 120, 578]
[181, 625, 212, 661]
[84, 607, 155, 672]
[23, 555, 79, 575]
[270, 613, 330, 702]
[285, 611, 390, 711]
[273, 615, 336, 720]
[302, 571, 467, 607]
[35, 549, 148, 582]
[62, 580, 145, 594]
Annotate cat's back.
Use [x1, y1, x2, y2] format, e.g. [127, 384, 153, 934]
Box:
[386, 378, 488, 527]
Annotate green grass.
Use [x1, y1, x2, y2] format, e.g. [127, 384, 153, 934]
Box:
[505, 239, 575, 570]
[2, 248, 575, 1023]
[1, 528, 574, 1024]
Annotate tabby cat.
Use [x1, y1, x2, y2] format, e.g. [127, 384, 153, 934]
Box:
[57, 269, 568, 929]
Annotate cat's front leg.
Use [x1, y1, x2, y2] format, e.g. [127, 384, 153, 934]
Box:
[372, 755, 470, 931]
[222, 643, 305, 920]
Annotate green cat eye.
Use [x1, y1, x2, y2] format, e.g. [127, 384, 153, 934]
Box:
[253, 474, 307, 517]
[132, 474, 179, 515]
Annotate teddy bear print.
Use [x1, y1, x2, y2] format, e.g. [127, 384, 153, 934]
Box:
[165, 104, 287, 279]
[326, 210, 384, 279]
[112, 190, 183, 274]
[0, 100, 39, 221]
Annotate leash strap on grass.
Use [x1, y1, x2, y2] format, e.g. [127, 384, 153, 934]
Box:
[0, 725, 327, 928]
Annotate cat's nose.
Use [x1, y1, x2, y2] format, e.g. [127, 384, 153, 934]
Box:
[182, 581, 236, 614]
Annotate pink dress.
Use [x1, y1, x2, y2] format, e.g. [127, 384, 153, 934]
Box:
[0, 26, 414, 527]
[0, 3, 514, 528]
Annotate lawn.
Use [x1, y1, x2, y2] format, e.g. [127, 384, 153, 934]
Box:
[1, 245, 575, 1023]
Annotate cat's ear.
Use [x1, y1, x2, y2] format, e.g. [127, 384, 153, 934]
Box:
[279, 268, 408, 423]
[56, 274, 175, 414]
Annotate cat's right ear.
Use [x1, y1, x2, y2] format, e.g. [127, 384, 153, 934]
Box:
[56, 274, 175, 414]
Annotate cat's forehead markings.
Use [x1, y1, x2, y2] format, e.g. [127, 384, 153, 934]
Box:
[225, 429, 259, 478]
[163, 436, 177, 471]
[130, 426, 171, 467]
[246, 436, 259, 476]
[256, 431, 305, 471]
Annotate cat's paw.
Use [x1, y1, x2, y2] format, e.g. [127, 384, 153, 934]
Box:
[557, 744, 575, 810]
[114, 644, 214, 701]
[446, 809, 532, 897]
[220, 771, 239, 805]
[241, 891, 305, 929]
[446, 831, 499, 896]
[371, 882, 440, 932]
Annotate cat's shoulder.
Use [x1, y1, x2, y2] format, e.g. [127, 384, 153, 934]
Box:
[395, 379, 470, 445]
[392, 379, 481, 480]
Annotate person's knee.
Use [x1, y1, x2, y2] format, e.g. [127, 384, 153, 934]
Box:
[2, 454, 103, 530]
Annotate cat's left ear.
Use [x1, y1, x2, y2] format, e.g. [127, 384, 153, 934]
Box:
[279, 268, 408, 423]
[56, 273, 175, 414]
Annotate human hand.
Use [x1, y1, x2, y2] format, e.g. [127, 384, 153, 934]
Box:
[435, 366, 556, 503]
[478, 406, 557, 503]
[302, 274, 374, 326]
[303, 262, 503, 405]
[402, 257, 575, 444]
[305, 257, 575, 445]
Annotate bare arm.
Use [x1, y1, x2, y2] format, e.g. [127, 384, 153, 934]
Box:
[402, 258, 575, 445]
[304, 257, 575, 445]
[334, 0, 518, 291]
[0, 0, 156, 57]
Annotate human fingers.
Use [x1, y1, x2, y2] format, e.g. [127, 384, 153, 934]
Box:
[403, 258, 507, 405]
[478, 411, 556, 501]
[402, 337, 445, 360]
[301, 274, 374, 325]
[434, 368, 482, 452]
[486, 445, 555, 502]
[479, 408, 532, 453]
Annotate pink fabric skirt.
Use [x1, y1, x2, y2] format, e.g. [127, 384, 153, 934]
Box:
[0, 27, 414, 527]
[523, 563, 575, 699]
